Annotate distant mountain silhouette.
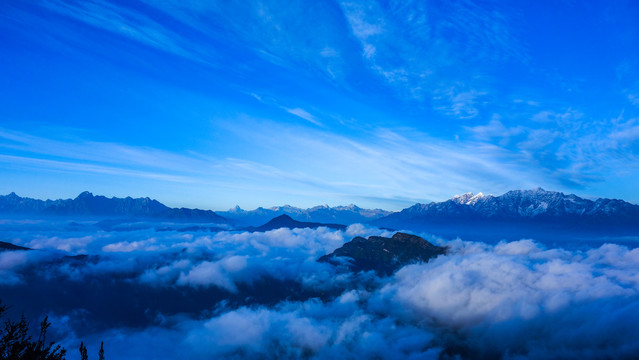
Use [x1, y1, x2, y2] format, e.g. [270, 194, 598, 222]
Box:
[219, 204, 391, 226]
[373, 188, 639, 241]
[319, 232, 446, 275]
[0, 192, 227, 223]
[241, 214, 346, 232]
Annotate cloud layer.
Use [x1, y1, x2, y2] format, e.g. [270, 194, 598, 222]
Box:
[2, 220, 639, 359]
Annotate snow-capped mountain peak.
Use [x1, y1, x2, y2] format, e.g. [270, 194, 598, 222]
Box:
[452, 192, 488, 205]
[452, 192, 475, 204]
[382, 188, 639, 223]
[467, 192, 487, 205]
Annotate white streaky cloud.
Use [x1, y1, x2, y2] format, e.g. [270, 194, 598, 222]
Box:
[339, 1, 384, 40]
[517, 128, 558, 150]
[247, 93, 326, 128]
[284, 107, 323, 126]
[466, 118, 524, 141]
[0, 127, 209, 173]
[139, 0, 348, 81]
[608, 117, 639, 143]
[338, 0, 524, 104]
[40, 0, 209, 65]
[463, 109, 639, 194]
[4, 117, 638, 209]
[0, 154, 197, 185]
[531, 109, 583, 124]
[435, 87, 487, 119]
[220, 118, 550, 205]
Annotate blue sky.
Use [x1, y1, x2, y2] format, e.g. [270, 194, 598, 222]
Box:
[1, 0, 638, 210]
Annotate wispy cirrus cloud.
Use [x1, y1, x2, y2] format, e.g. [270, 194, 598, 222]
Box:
[0, 120, 550, 209]
[137, 0, 350, 82]
[434, 87, 488, 119]
[465, 117, 525, 142]
[464, 107, 639, 191]
[338, 0, 525, 110]
[249, 93, 324, 127]
[39, 0, 207, 63]
[284, 108, 323, 127]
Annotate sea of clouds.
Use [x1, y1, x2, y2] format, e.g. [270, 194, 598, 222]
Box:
[1, 220, 639, 359]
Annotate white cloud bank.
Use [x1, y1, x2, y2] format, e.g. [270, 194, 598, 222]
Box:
[2, 222, 639, 359]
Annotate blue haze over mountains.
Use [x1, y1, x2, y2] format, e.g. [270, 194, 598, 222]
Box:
[0, 191, 226, 223]
[2, 188, 638, 245]
[217, 204, 392, 226]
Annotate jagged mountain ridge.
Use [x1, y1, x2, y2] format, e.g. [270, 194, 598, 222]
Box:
[374, 188, 639, 239]
[377, 188, 639, 223]
[0, 192, 227, 223]
[3, 188, 638, 236]
[218, 203, 392, 226]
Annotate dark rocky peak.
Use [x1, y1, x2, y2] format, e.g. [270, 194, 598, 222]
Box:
[319, 232, 446, 276]
[391, 232, 442, 250]
[241, 214, 346, 232]
[266, 214, 296, 226]
[76, 191, 94, 199]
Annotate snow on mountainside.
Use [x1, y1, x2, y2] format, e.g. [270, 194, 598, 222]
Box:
[388, 188, 639, 220]
[218, 204, 392, 226]
[374, 188, 639, 238]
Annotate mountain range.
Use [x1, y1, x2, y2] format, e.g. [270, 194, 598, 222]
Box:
[373, 188, 639, 241]
[217, 204, 391, 226]
[0, 191, 227, 223]
[2, 189, 638, 241]
[0, 192, 387, 227]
